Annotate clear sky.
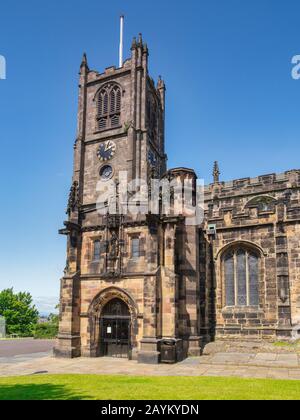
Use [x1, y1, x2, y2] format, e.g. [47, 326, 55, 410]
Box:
[0, 0, 300, 308]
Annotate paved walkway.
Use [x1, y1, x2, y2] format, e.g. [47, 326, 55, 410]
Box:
[0, 339, 299, 380]
[199, 352, 299, 368]
[0, 354, 300, 380]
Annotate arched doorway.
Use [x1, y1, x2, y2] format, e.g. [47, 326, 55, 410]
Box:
[100, 298, 131, 358]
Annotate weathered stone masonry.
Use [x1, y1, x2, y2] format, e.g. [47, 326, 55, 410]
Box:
[54, 35, 300, 363]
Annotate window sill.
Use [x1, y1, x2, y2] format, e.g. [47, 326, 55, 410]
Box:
[258, 210, 275, 216]
[94, 125, 122, 135]
[222, 306, 263, 314]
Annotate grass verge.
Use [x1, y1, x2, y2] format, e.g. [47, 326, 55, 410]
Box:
[0, 375, 299, 400]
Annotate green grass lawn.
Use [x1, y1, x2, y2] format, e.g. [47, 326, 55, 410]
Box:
[0, 375, 299, 400]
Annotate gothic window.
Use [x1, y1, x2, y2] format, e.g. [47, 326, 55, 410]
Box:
[93, 240, 101, 261]
[223, 247, 259, 307]
[97, 84, 122, 131]
[131, 238, 140, 259]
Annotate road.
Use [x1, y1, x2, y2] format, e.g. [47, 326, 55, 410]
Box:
[0, 339, 54, 358]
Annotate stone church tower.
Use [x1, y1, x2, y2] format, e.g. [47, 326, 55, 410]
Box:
[55, 30, 300, 363]
[54, 33, 204, 363]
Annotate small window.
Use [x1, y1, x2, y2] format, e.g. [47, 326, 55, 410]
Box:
[131, 238, 140, 259]
[93, 240, 101, 261]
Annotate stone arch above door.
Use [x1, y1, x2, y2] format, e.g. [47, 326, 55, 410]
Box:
[87, 287, 139, 357]
[88, 287, 139, 320]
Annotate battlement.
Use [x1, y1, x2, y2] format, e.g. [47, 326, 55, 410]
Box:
[204, 169, 300, 198]
[86, 59, 132, 84]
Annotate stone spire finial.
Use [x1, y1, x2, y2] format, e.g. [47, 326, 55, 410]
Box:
[157, 75, 165, 89]
[138, 33, 143, 46]
[213, 161, 220, 183]
[131, 37, 137, 50]
[143, 42, 148, 55]
[80, 53, 89, 70]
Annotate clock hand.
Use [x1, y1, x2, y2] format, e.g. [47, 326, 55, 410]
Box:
[105, 141, 113, 152]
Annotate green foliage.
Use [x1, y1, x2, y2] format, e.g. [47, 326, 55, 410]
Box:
[273, 341, 300, 348]
[0, 289, 39, 337]
[0, 375, 300, 400]
[48, 312, 59, 325]
[273, 341, 293, 347]
[34, 322, 58, 339]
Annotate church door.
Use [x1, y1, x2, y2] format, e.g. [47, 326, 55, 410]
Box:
[100, 298, 131, 359]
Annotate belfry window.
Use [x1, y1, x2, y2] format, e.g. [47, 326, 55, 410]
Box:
[223, 247, 259, 307]
[97, 84, 122, 131]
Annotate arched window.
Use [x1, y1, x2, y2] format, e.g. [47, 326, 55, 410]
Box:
[223, 247, 259, 307]
[97, 84, 122, 131]
[246, 196, 276, 213]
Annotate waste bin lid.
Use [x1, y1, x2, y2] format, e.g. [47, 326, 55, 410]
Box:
[162, 340, 176, 346]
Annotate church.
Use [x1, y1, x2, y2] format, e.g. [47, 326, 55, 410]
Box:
[54, 31, 300, 364]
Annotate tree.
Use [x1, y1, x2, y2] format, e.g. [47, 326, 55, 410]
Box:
[48, 304, 59, 325]
[0, 288, 39, 337]
[34, 306, 59, 339]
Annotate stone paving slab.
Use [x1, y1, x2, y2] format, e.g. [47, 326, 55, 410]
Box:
[0, 352, 52, 364]
[255, 353, 277, 361]
[199, 352, 299, 368]
[0, 355, 300, 381]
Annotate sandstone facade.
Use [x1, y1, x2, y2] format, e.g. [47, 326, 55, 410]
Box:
[54, 35, 300, 363]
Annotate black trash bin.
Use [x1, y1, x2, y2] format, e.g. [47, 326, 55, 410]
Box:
[160, 340, 177, 364]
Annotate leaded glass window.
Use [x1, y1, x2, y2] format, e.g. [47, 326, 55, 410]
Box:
[93, 240, 101, 261]
[223, 247, 259, 307]
[131, 238, 140, 259]
[224, 252, 235, 306]
[248, 252, 259, 305]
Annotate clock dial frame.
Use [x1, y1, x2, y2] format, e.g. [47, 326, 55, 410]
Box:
[99, 164, 113, 181]
[97, 140, 116, 162]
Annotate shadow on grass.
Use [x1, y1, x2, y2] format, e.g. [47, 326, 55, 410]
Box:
[0, 383, 90, 401]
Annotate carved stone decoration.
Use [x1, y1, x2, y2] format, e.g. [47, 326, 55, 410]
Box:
[279, 287, 288, 304]
[67, 181, 80, 216]
[64, 259, 70, 275]
[106, 214, 121, 229]
[109, 231, 119, 260]
[278, 276, 289, 304]
[213, 161, 220, 184]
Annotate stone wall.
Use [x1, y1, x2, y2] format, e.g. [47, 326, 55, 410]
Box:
[203, 170, 300, 340]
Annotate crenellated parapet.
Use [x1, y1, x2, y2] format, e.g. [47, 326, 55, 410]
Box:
[203, 169, 300, 227]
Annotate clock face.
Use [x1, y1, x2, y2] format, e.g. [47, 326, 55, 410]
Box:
[97, 140, 116, 162]
[100, 165, 113, 181]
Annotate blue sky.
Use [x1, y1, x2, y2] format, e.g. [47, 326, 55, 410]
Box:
[0, 0, 300, 308]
